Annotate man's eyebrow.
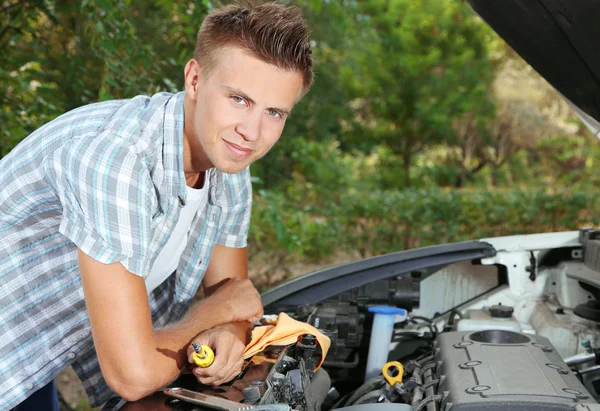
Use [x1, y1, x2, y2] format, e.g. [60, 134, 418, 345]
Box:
[274, 106, 291, 116]
[222, 86, 255, 105]
[222, 85, 291, 116]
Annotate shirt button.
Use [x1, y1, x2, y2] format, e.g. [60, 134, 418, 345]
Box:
[68, 352, 76, 360]
[25, 383, 33, 390]
[166, 221, 174, 227]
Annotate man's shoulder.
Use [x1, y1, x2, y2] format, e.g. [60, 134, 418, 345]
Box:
[46, 92, 180, 165]
[98, 92, 177, 138]
[48, 91, 177, 139]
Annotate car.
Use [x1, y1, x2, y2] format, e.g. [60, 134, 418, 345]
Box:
[102, 1, 600, 410]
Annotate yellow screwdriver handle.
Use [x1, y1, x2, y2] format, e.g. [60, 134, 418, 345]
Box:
[192, 345, 215, 368]
[382, 361, 404, 386]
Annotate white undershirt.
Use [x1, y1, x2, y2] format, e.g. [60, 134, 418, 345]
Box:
[145, 172, 210, 294]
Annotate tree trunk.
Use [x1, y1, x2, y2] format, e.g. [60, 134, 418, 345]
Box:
[491, 165, 498, 187]
[403, 148, 412, 187]
[455, 174, 464, 188]
[456, 149, 468, 188]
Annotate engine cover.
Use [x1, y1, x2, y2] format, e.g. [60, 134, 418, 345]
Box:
[434, 330, 598, 410]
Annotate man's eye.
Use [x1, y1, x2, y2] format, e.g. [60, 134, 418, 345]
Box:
[231, 96, 246, 105]
[266, 109, 282, 118]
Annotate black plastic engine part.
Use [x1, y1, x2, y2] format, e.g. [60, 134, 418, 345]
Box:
[488, 304, 514, 319]
[294, 276, 427, 367]
[296, 334, 318, 377]
[574, 300, 600, 322]
[303, 300, 363, 367]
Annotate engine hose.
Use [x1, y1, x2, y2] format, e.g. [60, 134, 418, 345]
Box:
[354, 390, 385, 405]
[420, 362, 437, 374]
[310, 368, 331, 408]
[407, 355, 434, 372]
[344, 376, 386, 406]
[412, 359, 436, 409]
[415, 354, 435, 366]
[420, 378, 440, 391]
[411, 386, 423, 407]
[412, 367, 423, 385]
[415, 394, 443, 411]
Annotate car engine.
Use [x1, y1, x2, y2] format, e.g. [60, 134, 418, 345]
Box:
[159, 231, 600, 411]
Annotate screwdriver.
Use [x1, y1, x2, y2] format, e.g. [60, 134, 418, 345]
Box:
[191, 342, 215, 368]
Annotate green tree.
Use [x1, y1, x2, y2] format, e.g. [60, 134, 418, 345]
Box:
[342, 0, 497, 187]
[1, 0, 211, 157]
[252, 0, 361, 189]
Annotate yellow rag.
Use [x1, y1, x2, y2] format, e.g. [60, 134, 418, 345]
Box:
[243, 312, 331, 369]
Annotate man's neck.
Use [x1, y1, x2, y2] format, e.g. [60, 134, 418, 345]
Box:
[185, 171, 206, 189]
[182, 95, 212, 183]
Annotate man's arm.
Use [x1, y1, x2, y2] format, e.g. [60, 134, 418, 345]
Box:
[78, 248, 261, 401]
[202, 244, 265, 339]
[186, 244, 263, 386]
[203, 244, 248, 290]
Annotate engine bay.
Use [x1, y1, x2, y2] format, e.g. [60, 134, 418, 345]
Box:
[156, 230, 600, 411]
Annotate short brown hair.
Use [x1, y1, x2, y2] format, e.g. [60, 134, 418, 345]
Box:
[194, 1, 313, 96]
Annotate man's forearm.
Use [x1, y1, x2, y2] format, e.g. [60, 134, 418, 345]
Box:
[124, 300, 232, 398]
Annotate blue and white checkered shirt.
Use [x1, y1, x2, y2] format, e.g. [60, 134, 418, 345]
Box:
[0, 91, 252, 409]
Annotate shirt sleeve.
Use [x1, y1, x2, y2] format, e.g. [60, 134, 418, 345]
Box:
[46, 131, 156, 277]
[216, 167, 253, 248]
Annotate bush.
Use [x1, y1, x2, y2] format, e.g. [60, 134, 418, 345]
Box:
[248, 187, 600, 263]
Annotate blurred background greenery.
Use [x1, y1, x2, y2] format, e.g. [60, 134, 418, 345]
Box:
[4, 0, 600, 277]
[3, 0, 600, 408]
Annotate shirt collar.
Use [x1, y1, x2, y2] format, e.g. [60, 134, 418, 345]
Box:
[162, 90, 224, 207]
[163, 91, 187, 203]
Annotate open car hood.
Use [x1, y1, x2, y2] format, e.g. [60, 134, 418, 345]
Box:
[467, 0, 600, 135]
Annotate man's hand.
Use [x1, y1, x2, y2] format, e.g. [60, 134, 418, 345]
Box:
[187, 325, 246, 386]
[202, 277, 263, 323]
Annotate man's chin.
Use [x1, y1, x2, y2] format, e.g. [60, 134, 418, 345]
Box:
[212, 160, 250, 175]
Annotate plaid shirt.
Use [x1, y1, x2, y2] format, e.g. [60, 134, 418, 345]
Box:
[0, 91, 252, 408]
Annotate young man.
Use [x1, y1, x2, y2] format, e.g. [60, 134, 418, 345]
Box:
[0, 2, 313, 409]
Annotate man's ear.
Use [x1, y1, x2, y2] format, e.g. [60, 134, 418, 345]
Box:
[184, 59, 202, 100]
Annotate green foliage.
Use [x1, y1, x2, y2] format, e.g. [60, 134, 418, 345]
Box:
[534, 134, 598, 186]
[339, 0, 498, 186]
[4, 0, 596, 262]
[251, 1, 361, 188]
[0, 0, 211, 158]
[249, 186, 599, 261]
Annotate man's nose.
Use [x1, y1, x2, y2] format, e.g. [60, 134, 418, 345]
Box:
[236, 111, 261, 142]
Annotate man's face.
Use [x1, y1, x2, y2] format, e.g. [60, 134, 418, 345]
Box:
[185, 47, 304, 174]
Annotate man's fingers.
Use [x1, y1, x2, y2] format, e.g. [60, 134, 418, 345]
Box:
[210, 365, 241, 386]
[215, 345, 244, 385]
[245, 296, 263, 323]
[195, 374, 218, 385]
[192, 335, 230, 381]
[193, 353, 225, 379]
[222, 357, 245, 384]
[196, 363, 235, 386]
[196, 339, 244, 386]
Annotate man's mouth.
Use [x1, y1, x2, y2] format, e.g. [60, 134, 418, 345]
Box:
[223, 140, 254, 159]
